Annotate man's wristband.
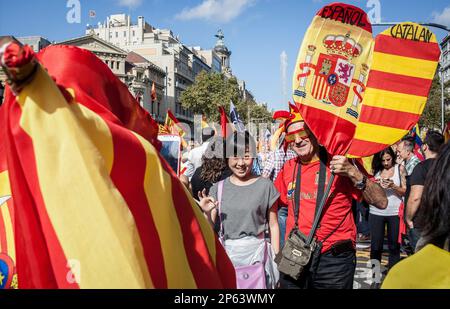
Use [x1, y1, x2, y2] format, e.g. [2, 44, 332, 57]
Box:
[354, 174, 367, 191]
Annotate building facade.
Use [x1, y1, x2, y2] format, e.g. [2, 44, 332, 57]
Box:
[126, 51, 166, 122]
[58, 33, 128, 82]
[189, 46, 222, 73]
[17, 36, 51, 53]
[57, 34, 166, 119]
[89, 14, 203, 124]
[213, 30, 232, 77]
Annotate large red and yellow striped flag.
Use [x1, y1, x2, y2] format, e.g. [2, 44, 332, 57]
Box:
[0, 42, 235, 289]
[347, 22, 440, 157]
[0, 109, 17, 289]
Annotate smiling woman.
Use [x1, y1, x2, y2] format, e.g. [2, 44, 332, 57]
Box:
[198, 131, 281, 289]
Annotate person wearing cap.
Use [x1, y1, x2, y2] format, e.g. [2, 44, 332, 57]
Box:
[273, 104, 387, 289]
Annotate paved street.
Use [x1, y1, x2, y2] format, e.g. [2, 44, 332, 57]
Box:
[354, 244, 408, 289]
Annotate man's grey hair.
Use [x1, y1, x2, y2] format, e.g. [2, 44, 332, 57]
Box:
[401, 137, 415, 152]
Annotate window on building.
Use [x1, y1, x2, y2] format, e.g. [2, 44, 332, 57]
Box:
[132, 30, 135, 37]
[115, 32, 118, 38]
[124, 31, 126, 37]
[110, 61, 115, 69]
[117, 61, 120, 70]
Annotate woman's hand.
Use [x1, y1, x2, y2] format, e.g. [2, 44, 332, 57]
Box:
[383, 179, 394, 189]
[198, 189, 218, 213]
[386, 180, 396, 189]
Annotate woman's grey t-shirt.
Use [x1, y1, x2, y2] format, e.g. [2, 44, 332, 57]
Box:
[209, 177, 280, 240]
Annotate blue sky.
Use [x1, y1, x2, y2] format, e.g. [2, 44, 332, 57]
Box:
[1, 0, 449, 112]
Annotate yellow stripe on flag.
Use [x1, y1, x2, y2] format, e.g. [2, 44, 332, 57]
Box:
[66, 88, 114, 173]
[354, 122, 409, 145]
[0, 171, 12, 257]
[0, 171, 11, 196]
[371, 52, 438, 79]
[134, 133, 197, 288]
[362, 88, 427, 114]
[17, 66, 153, 288]
[0, 203, 15, 261]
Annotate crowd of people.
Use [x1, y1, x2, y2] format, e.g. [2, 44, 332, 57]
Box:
[178, 114, 449, 289]
[0, 36, 448, 291]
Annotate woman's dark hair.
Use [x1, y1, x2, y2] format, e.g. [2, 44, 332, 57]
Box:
[423, 130, 444, 153]
[416, 142, 450, 250]
[371, 146, 397, 175]
[200, 136, 227, 183]
[224, 131, 257, 159]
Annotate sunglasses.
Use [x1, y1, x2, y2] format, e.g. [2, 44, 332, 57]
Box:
[285, 128, 309, 142]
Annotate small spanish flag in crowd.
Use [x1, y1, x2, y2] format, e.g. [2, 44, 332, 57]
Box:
[151, 82, 157, 103]
[165, 109, 188, 149]
[0, 42, 235, 289]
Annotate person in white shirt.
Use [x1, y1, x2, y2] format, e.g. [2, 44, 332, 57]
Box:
[183, 127, 215, 179]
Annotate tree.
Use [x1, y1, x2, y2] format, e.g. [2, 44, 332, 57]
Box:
[179, 71, 240, 122]
[420, 70, 445, 130]
[180, 71, 273, 125]
[237, 100, 273, 124]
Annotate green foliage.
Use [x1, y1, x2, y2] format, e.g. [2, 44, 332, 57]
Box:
[180, 71, 272, 124]
[420, 70, 446, 130]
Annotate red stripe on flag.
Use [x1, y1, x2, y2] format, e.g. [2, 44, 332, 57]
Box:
[374, 34, 441, 61]
[214, 236, 236, 288]
[7, 98, 76, 288]
[358, 105, 420, 130]
[0, 207, 7, 254]
[298, 104, 356, 155]
[318, 78, 324, 99]
[169, 172, 235, 288]
[106, 118, 168, 288]
[367, 70, 432, 97]
[348, 138, 390, 158]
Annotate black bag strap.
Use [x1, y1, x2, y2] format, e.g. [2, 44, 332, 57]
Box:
[293, 147, 328, 230]
[315, 147, 328, 219]
[293, 160, 302, 228]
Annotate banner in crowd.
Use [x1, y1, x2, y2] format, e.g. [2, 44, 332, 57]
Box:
[0, 43, 235, 289]
[347, 22, 440, 157]
[229, 101, 245, 132]
[292, 2, 374, 155]
[219, 105, 235, 138]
